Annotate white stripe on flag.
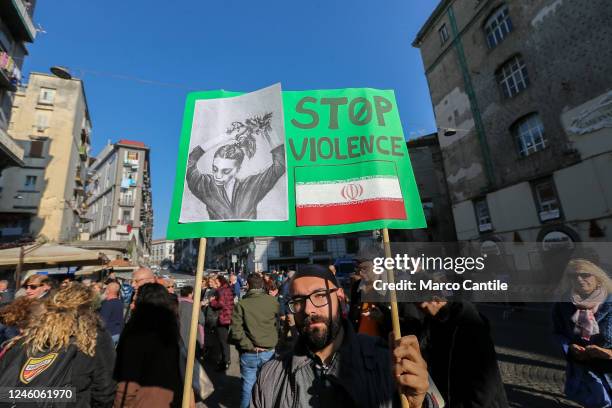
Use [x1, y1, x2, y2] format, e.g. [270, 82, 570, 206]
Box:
[296, 176, 402, 206]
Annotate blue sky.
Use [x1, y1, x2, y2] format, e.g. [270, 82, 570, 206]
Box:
[23, 0, 439, 239]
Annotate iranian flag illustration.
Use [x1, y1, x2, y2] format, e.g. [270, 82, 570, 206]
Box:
[295, 161, 407, 226]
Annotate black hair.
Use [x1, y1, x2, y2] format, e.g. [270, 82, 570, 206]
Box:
[247, 274, 264, 290]
[214, 144, 245, 167]
[180, 285, 194, 298]
[126, 283, 179, 345]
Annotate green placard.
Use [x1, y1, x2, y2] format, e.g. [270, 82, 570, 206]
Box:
[167, 86, 426, 238]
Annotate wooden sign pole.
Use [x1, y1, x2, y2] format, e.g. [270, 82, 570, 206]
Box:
[382, 228, 410, 408]
[181, 238, 207, 408]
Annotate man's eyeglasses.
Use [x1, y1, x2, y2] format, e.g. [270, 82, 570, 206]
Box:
[287, 288, 339, 314]
[22, 284, 42, 290]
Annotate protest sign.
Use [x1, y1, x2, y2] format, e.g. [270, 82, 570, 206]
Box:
[168, 84, 426, 238]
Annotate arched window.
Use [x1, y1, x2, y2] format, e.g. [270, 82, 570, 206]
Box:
[512, 113, 546, 157]
[496, 55, 529, 98]
[484, 5, 513, 48]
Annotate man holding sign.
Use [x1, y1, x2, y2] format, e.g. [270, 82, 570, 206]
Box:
[168, 84, 432, 408]
[249, 265, 438, 408]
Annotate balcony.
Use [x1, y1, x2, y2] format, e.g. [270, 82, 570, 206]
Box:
[0, 127, 24, 168]
[79, 144, 87, 160]
[0, 0, 37, 42]
[81, 128, 90, 144]
[12, 190, 40, 212]
[0, 53, 19, 91]
[75, 168, 83, 185]
[120, 178, 137, 189]
[123, 159, 139, 168]
[119, 197, 135, 207]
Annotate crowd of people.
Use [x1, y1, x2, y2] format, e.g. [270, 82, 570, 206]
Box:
[0, 253, 610, 408]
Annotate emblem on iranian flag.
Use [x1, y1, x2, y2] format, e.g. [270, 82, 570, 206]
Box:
[295, 161, 407, 226]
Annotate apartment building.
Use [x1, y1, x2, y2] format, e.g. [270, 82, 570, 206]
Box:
[0, 0, 38, 174]
[0, 72, 92, 242]
[85, 139, 153, 260]
[413, 0, 612, 246]
[151, 238, 174, 266]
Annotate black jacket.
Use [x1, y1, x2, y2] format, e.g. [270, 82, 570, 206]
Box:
[114, 310, 182, 407]
[0, 325, 115, 408]
[250, 319, 439, 408]
[423, 301, 508, 408]
[72, 327, 116, 407]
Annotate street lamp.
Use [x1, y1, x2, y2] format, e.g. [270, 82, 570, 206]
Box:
[438, 127, 470, 137]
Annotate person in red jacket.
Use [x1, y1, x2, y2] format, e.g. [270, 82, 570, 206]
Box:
[209, 275, 234, 371]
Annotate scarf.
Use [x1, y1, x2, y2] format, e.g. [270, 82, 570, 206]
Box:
[570, 287, 607, 340]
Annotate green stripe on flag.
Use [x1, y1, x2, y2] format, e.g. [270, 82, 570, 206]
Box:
[295, 161, 397, 184]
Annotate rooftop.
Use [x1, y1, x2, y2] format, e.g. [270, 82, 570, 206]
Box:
[412, 0, 450, 47]
[117, 139, 148, 149]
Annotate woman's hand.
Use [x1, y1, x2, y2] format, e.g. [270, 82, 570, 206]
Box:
[569, 344, 587, 361]
[585, 345, 612, 360]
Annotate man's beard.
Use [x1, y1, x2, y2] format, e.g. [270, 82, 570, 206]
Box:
[298, 308, 342, 351]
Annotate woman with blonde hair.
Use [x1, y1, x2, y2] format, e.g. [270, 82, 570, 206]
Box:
[0, 282, 116, 407]
[553, 258, 611, 408]
[0, 296, 40, 350]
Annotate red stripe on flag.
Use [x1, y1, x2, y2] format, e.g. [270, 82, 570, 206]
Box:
[296, 199, 407, 226]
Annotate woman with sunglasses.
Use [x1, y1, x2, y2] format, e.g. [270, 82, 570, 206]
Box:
[22, 274, 53, 299]
[553, 259, 612, 408]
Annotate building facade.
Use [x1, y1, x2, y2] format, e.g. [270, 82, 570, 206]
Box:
[151, 238, 174, 266]
[173, 238, 199, 273]
[0, 0, 38, 173]
[392, 135, 456, 242]
[413, 0, 612, 246]
[208, 233, 377, 274]
[0, 72, 92, 242]
[85, 140, 153, 260]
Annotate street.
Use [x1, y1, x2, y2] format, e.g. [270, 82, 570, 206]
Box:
[480, 304, 581, 408]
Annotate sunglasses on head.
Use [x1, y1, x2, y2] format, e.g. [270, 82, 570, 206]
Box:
[22, 284, 42, 290]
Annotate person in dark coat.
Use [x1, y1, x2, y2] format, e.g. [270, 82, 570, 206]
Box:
[552, 259, 611, 407]
[99, 281, 125, 346]
[114, 283, 183, 408]
[418, 299, 508, 408]
[0, 280, 14, 306]
[209, 275, 234, 370]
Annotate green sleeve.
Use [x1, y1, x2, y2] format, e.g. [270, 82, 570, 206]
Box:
[230, 302, 254, 351]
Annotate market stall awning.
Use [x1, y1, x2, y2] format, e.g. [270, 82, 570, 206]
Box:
[0, 243, 108, 270]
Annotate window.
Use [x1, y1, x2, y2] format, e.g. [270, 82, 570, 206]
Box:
[513, 113, 546, 157]
[484, 5, 513, 48]
[24, 175, 37, 191]
[346, 238, 359, 254]
[438, 24, 449, 44]
[38, 88, 56, 104]
[28, 140, 44, 158]
[497, 55, 529, 98]
[474, 199, 492, 232]
[121, 209, 131, 225]
[35, 111, 50, 131]
[126, 151, 139, 163]
[533, 180, 560, 221]
[313, 239, 327, 253]
[279, 241, 294, 257]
